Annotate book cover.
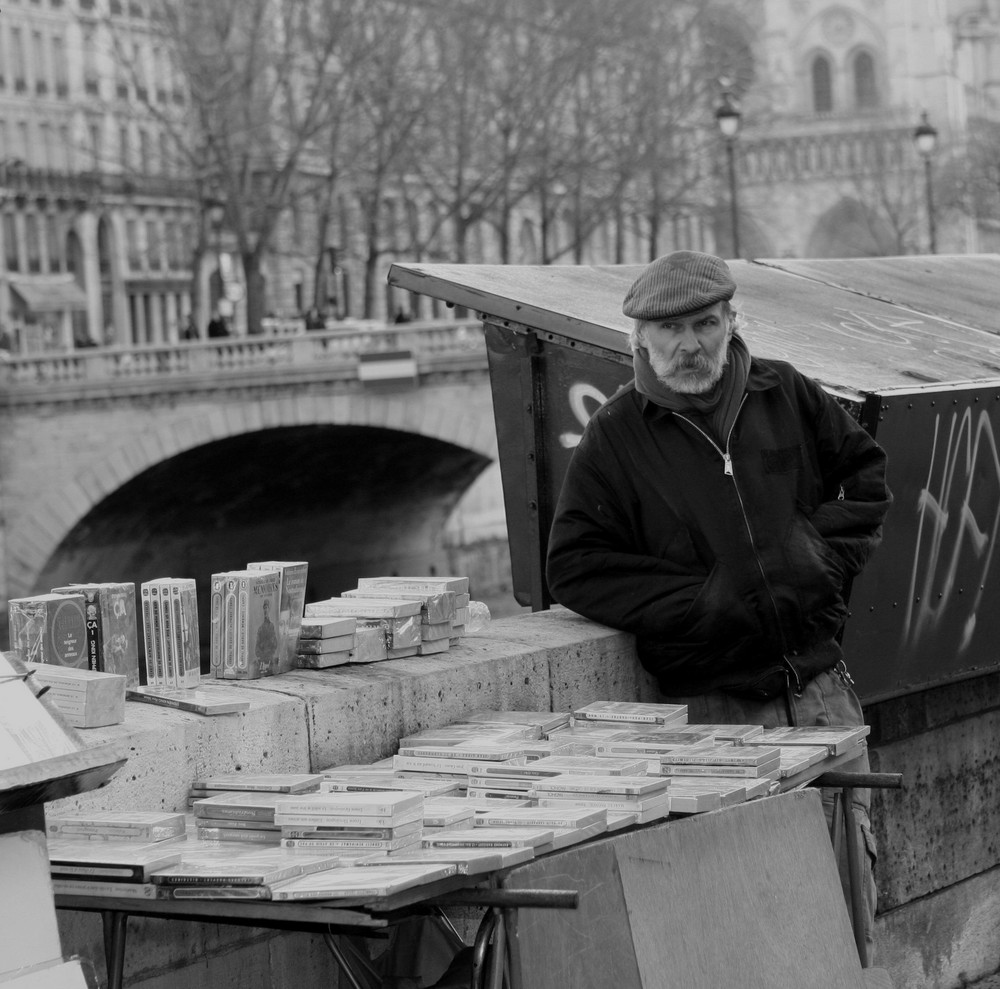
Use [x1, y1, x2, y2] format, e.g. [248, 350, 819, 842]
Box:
[281, 833, 422, 851]
[191, 774, 324, 794]
[548, 821, 608, 850]
[422, 800, 476, 828]
[348, 621, 390, 663]
[416, 640, 450, 656]
[193, 827, 281, 845]
[192, 791, 291, 822]
[422, 827, 553, 849]
[465, 787, 537, 802]
[52, 583, 139, 689]
[397, 743, 527, 762]
[355, 576, 470, 595]
[572, 700, 688, 725]
[659, 763, 779, 779]
[8, 593, 88, 669]
[536, 792, 672, 814]
[218, 570, 281, 679]
[777, 745, 830, 778]
[159, 579, 200, 687]
[166, 884, 273, 899]
[594, 731, 718, 756]
[298, 616, 357, 640]
[278, 819, 422, 841]
[391, 754, 506, 777]
[141, 583, 157, 684]
[268, 862, 457, 901]
[678, 724, 765, 744]
[278, 807, 425, 832]
[464, 710, 572, 734]
[248, 561, 308, 675]
[50, 878, 162, 899]
[322, 775, 460, 797]
[304, 597, 422, 619]
[209, 573, 226, 678]
[194, 817, 279, 831]
[343, 588, 458, 625]
[46, 811, 185, 842]
[127, 685, 250, 716]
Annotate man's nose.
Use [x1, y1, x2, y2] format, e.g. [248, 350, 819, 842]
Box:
[677, 326, 700, 351]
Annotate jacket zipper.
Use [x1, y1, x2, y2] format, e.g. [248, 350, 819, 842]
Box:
[673, 398, 801, 692]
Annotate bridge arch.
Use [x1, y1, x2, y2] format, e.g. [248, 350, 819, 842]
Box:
[11, 379, 500, 615]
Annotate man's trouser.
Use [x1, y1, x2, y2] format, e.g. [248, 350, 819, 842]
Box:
[661, 668, 877, 956]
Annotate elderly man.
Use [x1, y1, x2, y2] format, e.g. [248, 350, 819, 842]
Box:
[545, 250, 891, 950]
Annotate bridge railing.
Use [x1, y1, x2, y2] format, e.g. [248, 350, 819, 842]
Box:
[0, 319, 487, 388]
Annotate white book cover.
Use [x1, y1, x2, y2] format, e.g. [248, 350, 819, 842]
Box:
[269, 862, 456, 900]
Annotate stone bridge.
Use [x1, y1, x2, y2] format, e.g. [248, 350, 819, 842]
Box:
[0, 320, 504, 640]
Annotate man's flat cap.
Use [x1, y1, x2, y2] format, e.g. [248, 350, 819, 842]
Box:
[622, 251, 737, 320]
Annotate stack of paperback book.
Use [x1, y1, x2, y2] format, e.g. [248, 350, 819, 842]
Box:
[392, 740, 530, 791]
[569, 700, 689, 729]
[658, 743, 783, 782]
[47, 812, 188, 901]
[149, 845, 349, 900]
[354, 575, 471, 642]
[8, 592, 89, 668]
[295, 616, 358, 669]
[473, 805, 609, 852]
[139, 578, 200, 687]
[422, 825, 555, 855]
[321, 765, 463, 798]
[757, 724, 871, 757]
[465, 754, 649, 803]
[532, 773, 672, 824]
[209, 568, 282, 679]
[303, 596, 423, 659]
[274, 790, 427, 854]
[190, 790, 295, 844]
[344, 582, 457, 656]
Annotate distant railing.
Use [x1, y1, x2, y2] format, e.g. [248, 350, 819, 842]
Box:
[0, 319, 487, 390]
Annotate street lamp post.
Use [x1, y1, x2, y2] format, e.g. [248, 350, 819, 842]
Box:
[715, 90, 742, 259]
[913, 110, 938, 254]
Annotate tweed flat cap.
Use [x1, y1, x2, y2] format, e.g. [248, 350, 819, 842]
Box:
[622, 251, 736, 320]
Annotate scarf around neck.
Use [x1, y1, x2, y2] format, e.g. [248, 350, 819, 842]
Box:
[633, 331, 751, 445]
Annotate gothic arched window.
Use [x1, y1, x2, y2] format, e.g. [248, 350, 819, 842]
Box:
[812, 54, 833, 113]
[854, 51, 879, 108]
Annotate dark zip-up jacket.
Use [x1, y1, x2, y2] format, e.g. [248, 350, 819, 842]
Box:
[545, 357, 891, 698]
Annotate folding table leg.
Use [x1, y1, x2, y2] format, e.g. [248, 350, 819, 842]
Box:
[101, 910, 128, 989]
[471, 910, 497, 989]
[322, 932, 378, 989]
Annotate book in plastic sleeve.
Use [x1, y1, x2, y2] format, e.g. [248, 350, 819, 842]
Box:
[167, 579, 200, 687]
[247, 561, 308, 675]
[51, 582, 139, 688]
[475, 806, 607, 830]
[127, 685, 250, 715]
[572, 700, 688, 726]
[355, 576, 470, 595]
[192, 791, 291, 822]
[269, 862, 457, 900]
[397, 742, 528, 762]
[422, 826, 553, 849]
[679, 723, 765, 744]
[658, 743, 781, 769]
[46, 811, 185, 842]
[149, 846, 342, 886]
[296, 650, 352, 669]
[548, 821, 608, 850]
[195, 827, 281, 844]
[343, 587, 458, 625]
[777, 744, 830, 778]
[194, 817, 279, 832]
[298, 616, 357, 640]
[531, 774, 669, 797]
[464, 710, 572, 734]
[278, 807, 425, 832]
[380, 845, 533, 874]
[416, 640, 450, 656]
[296, 633, 355, 655]
[191, 774, 324, 794]
[275, 790, 423, 819]
[757, 724, 870, 756]
[349, 621, 389, 663]
[50, 878, 162, 899]
[8, 592, 88, 669]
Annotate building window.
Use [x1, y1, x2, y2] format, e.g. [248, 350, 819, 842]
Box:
[854, 51, 879, 109]
[32, 31, 47, 95]
[811, 54, 833, 113]
[4, 214, 19, 272]
[11, 28, 27, 92]
[52, 36, 68, 97]
[146, 219, 161, 270]
[47, 215, 61, 271]
[25, 214, 41, 273]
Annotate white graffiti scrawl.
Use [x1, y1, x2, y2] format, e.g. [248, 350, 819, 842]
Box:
[903, 407, 1000, 653]
[559, 383, 609, 449]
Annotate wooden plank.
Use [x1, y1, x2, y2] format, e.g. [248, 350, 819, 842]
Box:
[502, 791, 867, 989]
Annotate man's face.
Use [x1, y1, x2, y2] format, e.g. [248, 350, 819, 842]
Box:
[636, 301, 733, 394]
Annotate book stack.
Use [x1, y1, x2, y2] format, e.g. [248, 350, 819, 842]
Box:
[422, 826, 554, 854]
[149, 845, 347, 900]
[8, 592, 88, 668]
[354, 576, 471, 643]
[303, 596, 423, 659]
[421, 797, 477, 832]
[393, 740, 529, 784]
[24, 662, 126, 728]
[665, 777, 753, 815]
[532, 774, 672, 825]
[191, 790, 293, 844]
[190, 773, 325, 801]
[376, 844, 534, 875]
[274, 790, 426, 854]
[138, 578, 201, 687]
[268, 861, 457, 901]
[209, 569, 282, 679]
[295, 616, 357, 669]
[465, 754, 647, 803]
[47, 834, 186, 901]
[247, 561, 308, 675]
[50, 582, 140, 688]
[776, 745, 831, 779]
[344, 582, 457, 656]
[658, 743, 783, 781]
[539, 725, 636, 753]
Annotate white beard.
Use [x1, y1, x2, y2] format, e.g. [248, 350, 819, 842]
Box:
[647, 344, 729, 394]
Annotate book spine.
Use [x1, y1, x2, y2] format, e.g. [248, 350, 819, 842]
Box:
[423, 840, 526, 849]
[209, 575, 224, 677]
[51, 879, 161, 899]
[280, 836, 417, 850]
[50, 863, 147, 881]
[660, 764, 777, 778]
[155, 874, 273, 887]
[223, 579, 238, 676]
[150, 584, 165, 684]
[279, 798, 420, 817]
[159, 582, 176, 687]
[193, 806, 275, 822]
[237, 577, 250, 674]
[169, 585, 186, 686]
[83, 590, 102, 672]
[168, 886, 271, 900]
[278, 814, 415, 830]
[141, 585, 156, 684]
[196, 828, 280, 844]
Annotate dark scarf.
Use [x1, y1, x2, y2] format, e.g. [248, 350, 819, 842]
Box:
[633, 332, 751, 445]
